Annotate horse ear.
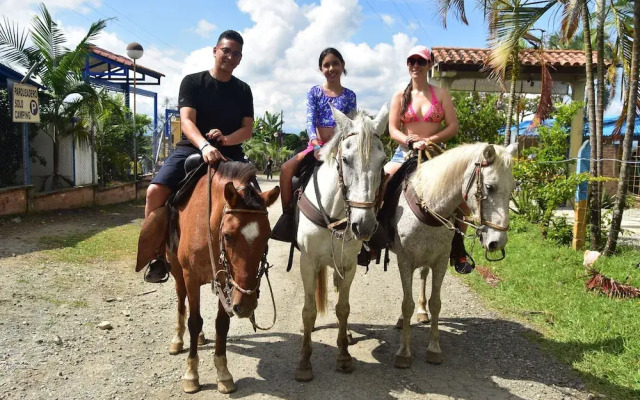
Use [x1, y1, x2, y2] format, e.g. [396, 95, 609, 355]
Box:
[372, 103, 389, 137]
[224, 182, 239, 208]
[505, 143, 518, 159]
[483, 144, 496, 164]
[331, 104, 353, 132]
[260, 186, 281, 208]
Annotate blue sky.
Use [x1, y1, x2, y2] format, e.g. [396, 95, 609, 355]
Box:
[1, 0, 598, 132]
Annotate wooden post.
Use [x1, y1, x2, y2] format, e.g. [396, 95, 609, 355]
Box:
[573, 140, 590, 249]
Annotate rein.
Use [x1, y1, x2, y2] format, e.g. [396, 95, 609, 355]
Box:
[411, 146, 509, 262]
[310, 130, 385, 279]
[206, 165, 277, 331]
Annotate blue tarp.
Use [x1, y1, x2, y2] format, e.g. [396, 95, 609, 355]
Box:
[499, 115, 640, 139]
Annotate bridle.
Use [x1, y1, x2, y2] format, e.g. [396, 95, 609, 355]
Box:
[413, 145, 509, 262]
[461, 158, 509, 261]
[206, 165, 277, 331]
[311, 130, 385, 279]
[326, 131, 385, 238]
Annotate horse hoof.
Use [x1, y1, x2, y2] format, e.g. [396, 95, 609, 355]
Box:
[416, 312, 430, 324]
[169, 342, 183, 355]
[336, 356, 354, 374]
[426, 350, 442, 365]
[182, 378, 200, 393]
[198, 333, 206, 346]
[394, 354, 412, 369]
[395, 318, 403, 329]
[294, 367, 313, 382]
[217, 379, 236, 394]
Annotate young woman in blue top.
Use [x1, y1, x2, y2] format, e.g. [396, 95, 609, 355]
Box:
[273, 47, 357, 242]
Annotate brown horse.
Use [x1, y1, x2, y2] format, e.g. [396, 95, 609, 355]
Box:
[136, 162, 280, 394]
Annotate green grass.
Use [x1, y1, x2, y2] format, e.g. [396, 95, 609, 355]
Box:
[39, 223, 140, 264]
[464, 220, 640, 399]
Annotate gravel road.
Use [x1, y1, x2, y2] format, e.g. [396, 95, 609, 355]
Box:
[0, 177, 594, 400]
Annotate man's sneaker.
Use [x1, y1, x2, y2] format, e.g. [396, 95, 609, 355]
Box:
[144, 259, 171, 283]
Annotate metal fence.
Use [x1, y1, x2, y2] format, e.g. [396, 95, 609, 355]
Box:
[0, 89, 25, 188]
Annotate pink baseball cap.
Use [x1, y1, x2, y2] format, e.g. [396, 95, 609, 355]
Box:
[407, 45, 432, 61]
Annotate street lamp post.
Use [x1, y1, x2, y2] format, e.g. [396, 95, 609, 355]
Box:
[126, 42, 143, 193]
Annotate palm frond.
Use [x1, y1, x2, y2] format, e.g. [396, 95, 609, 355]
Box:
[487, 0, 556, 76]
[560, 0, 583, 42]
[530, 48, 554, 128]
[31, 3, 66, 66]
[0, 16, 31, 69]
[437, 0, 469, 27]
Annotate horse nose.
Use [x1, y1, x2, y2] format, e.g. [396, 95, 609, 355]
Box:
[351, 222, 359, 236]
[488, 241, 498, 251]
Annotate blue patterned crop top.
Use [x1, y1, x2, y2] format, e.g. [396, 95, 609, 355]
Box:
[306, 85, 357, 142]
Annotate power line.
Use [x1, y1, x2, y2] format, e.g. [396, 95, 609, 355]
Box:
[362, 0, 396, 36]
[400, 0, 432, 44]
[100, 2, 174, 49]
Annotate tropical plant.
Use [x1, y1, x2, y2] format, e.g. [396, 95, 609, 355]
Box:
[0, 3, 108, 190]
[512, 102, 589, 237]
[450, 92, 505, 145]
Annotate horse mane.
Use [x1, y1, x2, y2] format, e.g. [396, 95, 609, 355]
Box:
[321, 110, 375, 165]
[411, 143, 513, 204]
[215, 161, 264, 210]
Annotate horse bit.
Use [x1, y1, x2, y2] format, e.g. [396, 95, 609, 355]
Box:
[206, 166, 277, 331]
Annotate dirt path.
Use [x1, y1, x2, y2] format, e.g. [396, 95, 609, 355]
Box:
[0, 177, 592, 400]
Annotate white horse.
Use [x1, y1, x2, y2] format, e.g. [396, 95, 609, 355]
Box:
[391, 143, 517, 368]
[294, 105, 389, 382]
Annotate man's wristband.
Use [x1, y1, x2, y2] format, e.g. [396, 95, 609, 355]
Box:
[199, 142, 211, 152]
[313, 144, 322, 151]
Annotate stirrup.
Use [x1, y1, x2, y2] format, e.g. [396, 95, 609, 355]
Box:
[144, 259, 171, 283]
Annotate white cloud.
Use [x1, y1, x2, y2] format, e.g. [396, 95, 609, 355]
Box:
[191, 19, 216, 39]
[6, 0, 422, 134]
[381, 14, 394, 27]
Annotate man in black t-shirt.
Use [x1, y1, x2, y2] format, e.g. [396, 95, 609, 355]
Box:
[141, 30, 254, 283]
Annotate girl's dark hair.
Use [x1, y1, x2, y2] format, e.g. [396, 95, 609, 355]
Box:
[318, 47, 347, 75]
[401, 80, 412, 116]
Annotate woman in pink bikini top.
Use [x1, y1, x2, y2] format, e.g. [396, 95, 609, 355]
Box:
[384, 46, 475, 275]
[385, 45, 459, 176]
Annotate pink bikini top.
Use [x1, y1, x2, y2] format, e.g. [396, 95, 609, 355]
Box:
[401, 85, 444, 124]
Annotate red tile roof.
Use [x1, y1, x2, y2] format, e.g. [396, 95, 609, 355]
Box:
[89, 45, 165, 77]
[432, 47, 608, 68]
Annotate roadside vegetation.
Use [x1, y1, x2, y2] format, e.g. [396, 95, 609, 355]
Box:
[465, 220, 640, 400]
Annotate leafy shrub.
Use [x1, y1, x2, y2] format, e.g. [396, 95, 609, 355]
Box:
[511, 102, 589, 240]
[547, 216, 573, 246]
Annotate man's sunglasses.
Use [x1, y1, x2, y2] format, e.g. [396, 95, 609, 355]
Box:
[407, 57, 428, 67]
[218, 47, 242, 58]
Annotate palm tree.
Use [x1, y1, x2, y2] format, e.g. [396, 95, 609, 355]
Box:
[486, 0, 557, 146]
[0, 3, 107, 190]
[604, 0, 637, 255]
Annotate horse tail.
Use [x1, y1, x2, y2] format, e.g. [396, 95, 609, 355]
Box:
[315, 266, 328, 315]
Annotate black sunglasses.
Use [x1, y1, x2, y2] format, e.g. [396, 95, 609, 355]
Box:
[407, 57, 428, 67]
